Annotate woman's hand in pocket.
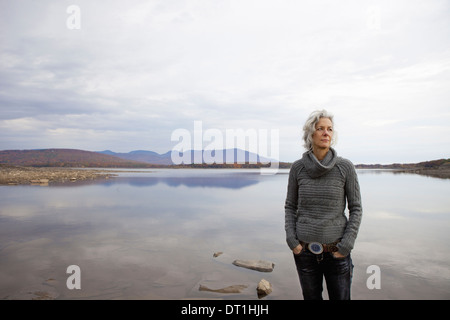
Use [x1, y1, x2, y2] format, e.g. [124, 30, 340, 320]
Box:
[332, 251, 346, 259]
[293, 244, 303, 255]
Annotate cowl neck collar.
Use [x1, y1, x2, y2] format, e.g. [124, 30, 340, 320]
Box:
[302, 147, 338, 178]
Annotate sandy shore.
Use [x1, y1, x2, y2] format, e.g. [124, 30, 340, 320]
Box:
[0, 165, 117, 185]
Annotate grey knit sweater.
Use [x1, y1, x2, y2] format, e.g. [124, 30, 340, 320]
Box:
[284, 148, 362, 256]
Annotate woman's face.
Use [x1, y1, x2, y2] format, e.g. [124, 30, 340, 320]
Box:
[312, 117, 333, 150]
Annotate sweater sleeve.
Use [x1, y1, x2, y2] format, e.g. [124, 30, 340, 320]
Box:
[337, 160, 363, 256]
[284, 162, 301, 250]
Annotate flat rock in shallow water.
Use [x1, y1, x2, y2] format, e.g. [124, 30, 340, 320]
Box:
[199, 284, 248, 294]
[232, 260, 275, 272]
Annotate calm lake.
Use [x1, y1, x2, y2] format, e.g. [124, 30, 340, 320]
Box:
[0, 168, 449, 300]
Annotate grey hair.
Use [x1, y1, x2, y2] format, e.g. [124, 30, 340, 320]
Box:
[302, 109, 337, 150]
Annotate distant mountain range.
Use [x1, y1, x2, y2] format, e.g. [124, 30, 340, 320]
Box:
[99, 150, 173, 165]
[0, 148, 279, 168]
[98, 149, 275, 166]
[0, 149, 154, 167]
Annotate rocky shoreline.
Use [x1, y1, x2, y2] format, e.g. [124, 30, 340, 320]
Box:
[0, 164, 117, 185]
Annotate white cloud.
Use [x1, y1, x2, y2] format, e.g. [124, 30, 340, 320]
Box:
[0, 0, 449, 163]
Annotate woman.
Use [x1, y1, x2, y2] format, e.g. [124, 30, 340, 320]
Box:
[284, 109, 362, 300]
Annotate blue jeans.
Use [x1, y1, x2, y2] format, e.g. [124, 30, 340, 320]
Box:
[293, 249, 353, 300]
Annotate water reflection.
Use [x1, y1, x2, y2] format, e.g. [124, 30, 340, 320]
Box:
[107, 175, 260, 189]
[52, 169, 264, 189]
[0, 169, 449, 300]
[357, 168, 450, 180]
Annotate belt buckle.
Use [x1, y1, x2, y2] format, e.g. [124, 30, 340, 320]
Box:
[308, 242, 323, 254]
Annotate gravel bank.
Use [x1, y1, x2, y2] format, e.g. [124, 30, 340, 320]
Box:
[0, 165, 117, 185]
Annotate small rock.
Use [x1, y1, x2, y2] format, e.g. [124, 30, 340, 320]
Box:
[256, 279, 272, 298]
[213, 251, 223, 258]
[232, 259, 275, 272]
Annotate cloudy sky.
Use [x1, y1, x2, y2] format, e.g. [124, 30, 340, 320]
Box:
[0, 0, 449, 164]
